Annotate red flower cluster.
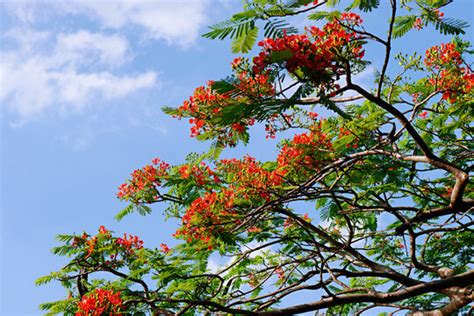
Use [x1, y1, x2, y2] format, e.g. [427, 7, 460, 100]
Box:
[117, 158, 170, 202]
[116, 233, 144, 255]
[425, 43, 462, 66]
[277, 122, 333, 173]
[80, 226, 112, 258]
[73, 227, 145, 264]
[76, 288, 124, 316]
[432, 9, 444, 20]
[174, 156, 288, 245]
[220, 156, 285, 202]
[424, 43, 473, 103]
[176, 62, 274, 146]
[253, 13, 364, 91]
[160, 243, 171, 253]
[178, 162, 220, 185]
[175, 191, 222, 244]
[414, 18, 423, 30]
[247, 226, 262, 233]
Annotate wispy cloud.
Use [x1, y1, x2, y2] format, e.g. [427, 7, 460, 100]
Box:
[0, 28, 157, 121]
[3, 0, 209, 48]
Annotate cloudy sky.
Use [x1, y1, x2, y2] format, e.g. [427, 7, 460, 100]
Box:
[0, 0, 472, 314]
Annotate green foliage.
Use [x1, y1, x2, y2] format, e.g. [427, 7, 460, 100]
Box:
[393, 15, 418, 38]
[346, 0, 380, 12]
[231, 24, 259, 53]
[263, 19, 298, 38]
[432, 17, 468, 35]
[203, 11, 257, 41]
[115, 204, 152, 221]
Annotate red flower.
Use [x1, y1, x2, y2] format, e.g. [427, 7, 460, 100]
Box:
[424, 43, 472, 103]
[98, 226, 109, 235]
[160, 243, 171, 253]
[76, 288, 124, 315]
[413, 18, 423, 30]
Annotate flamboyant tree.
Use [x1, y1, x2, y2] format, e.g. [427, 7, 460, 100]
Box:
[38, 0, 473, 315]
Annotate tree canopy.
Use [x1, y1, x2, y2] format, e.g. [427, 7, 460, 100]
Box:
[38, 0, 473, 315]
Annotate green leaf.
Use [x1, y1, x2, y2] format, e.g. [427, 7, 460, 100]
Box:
[289, 83, 314, 102]
[51, 245, 73, 256]
[203, 17, 255, 41]
[162, 106, 180, 116]
[136, 204, 153, 216]
[432, 17, 468, 35]
[321, 99, 352, 120]
[232, 25, 259, 53]
[205, 143, 225, 161]
[269, 50, 294, 63]
[35, 274, 55, 286]
[263, 19, 298, 38]
[347, 0, 380, 12]
[308, 11, 330, 21]
[55, 234, 75, 243]
[211, 79, 241, 98]
[115, 204, 152, 221]
[393, 15, 417, 38]
[115, 203, 135, 221]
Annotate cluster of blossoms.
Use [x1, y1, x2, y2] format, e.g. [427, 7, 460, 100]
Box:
[253, 12, 364, 92]
[174, 156, 286, 246]
[424, 42, 473, 103]
[276, 122, 334, 175]
[160, 243, 171, 253]
[71, 226, 111, 258]
[118, 117, 346, 247]
[115, 233, 144, 256]
[178, 162, 220, 185]
[174, 190, 234, 248]
[76, 288, 124, 316]
[117, 158, 170, 202]
[231, 57, 275, 97]
[173, 12, 366, 148]
[175, 58, 274, 146]
[219, 156, 285, 202]
[72, 226, 144, 265]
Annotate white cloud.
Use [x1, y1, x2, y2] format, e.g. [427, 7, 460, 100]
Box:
[66, 0, 209, 47]
[0, 29, 157, 120]
[4, 0, 209, 48]
[55, 31, 130, 67]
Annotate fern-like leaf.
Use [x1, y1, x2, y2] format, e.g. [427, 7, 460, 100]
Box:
[393, 15, 417, 38]
[115, 204, 152, 221]
[289, 83, 315, 102]
[232, 25, 259, 53]
[321, 99, 352, 119]
[263, 19, 298, 38]
[347, 0, 380, 12]
[433, 17, 468, 35]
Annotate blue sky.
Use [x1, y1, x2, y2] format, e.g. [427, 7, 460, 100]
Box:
[0, 0, 472, 315]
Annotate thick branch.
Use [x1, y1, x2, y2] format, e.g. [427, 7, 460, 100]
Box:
[258, 269, 474, 315]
